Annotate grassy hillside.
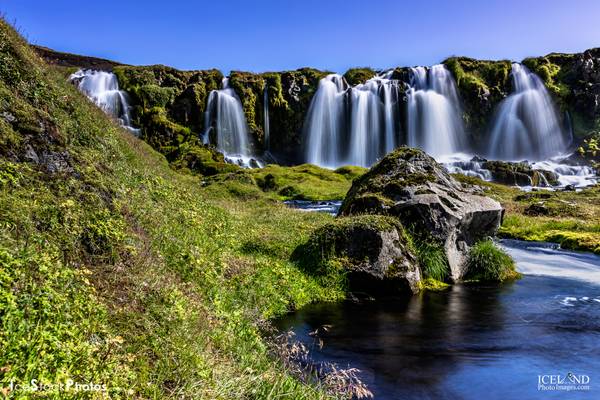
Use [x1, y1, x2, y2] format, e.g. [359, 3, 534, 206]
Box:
[0, 19, 348, 399]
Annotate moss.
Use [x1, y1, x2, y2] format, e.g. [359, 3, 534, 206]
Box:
[444, 57, 512, 139]
[139, 106, 193, 154]
[135, 84, 177, 108]
[464, 239, 520, 282]
[334, 165, 368, 180]
[229, 71, 266, 145]
[522, 54, 573, 103]
[500, 215, 600, 254]
[418, 278, 450, 291]
[343, 67, 376, 85]
[170, 143, 242, 176]
[292, 214, 404, 277]
[250, 163, 364, 200]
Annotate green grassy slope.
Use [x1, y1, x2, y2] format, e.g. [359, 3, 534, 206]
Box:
[0, 19, 344, 399]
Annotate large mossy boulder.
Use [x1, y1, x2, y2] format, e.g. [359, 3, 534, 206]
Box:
[339, 147, 504, 280]
[292, 215, 421, 294]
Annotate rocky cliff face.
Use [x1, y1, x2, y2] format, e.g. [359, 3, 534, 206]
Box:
[34, 46, 600, 167]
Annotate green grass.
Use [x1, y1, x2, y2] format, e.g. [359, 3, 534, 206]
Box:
[0, 19, 343, 399]
[500, 215, 600, 254]
[453, 174, 600, 254]
[464, 240, 520, 282]
[411, 239, 449, 281]
[250, 163, 366, 200]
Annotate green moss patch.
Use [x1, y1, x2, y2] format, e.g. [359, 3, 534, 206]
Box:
[343, 68, 376, 85]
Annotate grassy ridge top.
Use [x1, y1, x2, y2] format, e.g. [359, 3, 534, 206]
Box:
[0, 19, 344, 399]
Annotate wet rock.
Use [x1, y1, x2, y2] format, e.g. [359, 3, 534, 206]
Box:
[340, 147, 504, 281]
[481, 160, 559, 186]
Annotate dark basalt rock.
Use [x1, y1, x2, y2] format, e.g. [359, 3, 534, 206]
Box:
[340, 147, 504, 280]
[481, 160, 560, 187]
[292, 215, 421, 295]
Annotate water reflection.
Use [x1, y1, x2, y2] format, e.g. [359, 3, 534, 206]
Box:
[277, 242, 600, 399]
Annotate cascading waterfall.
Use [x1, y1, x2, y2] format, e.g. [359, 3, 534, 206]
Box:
[406, 64, 466, 157]
[204, 78, 257, 167]
[70, 69, 139, 134]
[488, 63, 568, 161]
[263, 85, 270, 151]
[304, 74, 401, 168]
[304, 74, 346, 168]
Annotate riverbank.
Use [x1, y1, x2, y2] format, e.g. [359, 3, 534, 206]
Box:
[454, 175, 600, 254]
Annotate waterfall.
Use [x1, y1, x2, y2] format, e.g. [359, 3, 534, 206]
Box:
[304, 74, 347, 168]
[406, 64, 466, 158]
[487, 63, 568, 161]
[304, 74, 401, 168]
[70, 69, 139, 134]
[204, 78, 257, 167]
[263, 84, 270, 151]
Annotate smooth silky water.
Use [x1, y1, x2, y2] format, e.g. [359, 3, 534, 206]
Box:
[276, 240, 600, 399]
[70, 69, 139, 134]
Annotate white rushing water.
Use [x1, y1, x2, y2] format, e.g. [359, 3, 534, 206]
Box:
[70, 69, 139, 134]
[502, 239, 600, 285]
[304, 74, 348, 168]
[204, 78, 259, 167]
[531, 159, 597, 187]
[488, 63, 569, 161]
[406, 65, 466, 158]
[304, 65, 465, 168]
[304, 73, 401, 168]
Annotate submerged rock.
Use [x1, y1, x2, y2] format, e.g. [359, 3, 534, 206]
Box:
[340, 147, 504, 281]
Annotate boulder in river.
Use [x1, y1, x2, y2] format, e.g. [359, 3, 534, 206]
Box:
[292, 215, 421, 294]
[339, 147, 504, 281]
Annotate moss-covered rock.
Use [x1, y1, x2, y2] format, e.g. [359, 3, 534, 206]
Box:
[444, 57, 512, 141]
[343, 68, 376, 85]
[170, 143, 241, 176]
[340, 147, 504, 281]
[292, 215, 421, 294]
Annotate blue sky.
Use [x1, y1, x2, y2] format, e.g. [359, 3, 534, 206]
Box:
[3, 0, 600, 73]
